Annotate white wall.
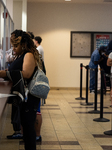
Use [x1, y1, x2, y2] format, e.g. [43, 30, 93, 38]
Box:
[6, 0, 13, 19]
[13, 1, 22, 30]
[2, 0, 13, 19]
[22, 0, 27, 31]
[28, 3, 112, 88]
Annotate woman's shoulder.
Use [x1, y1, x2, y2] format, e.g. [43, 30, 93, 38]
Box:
[23, 52, 35, 64]
[24, 52, 34, 58]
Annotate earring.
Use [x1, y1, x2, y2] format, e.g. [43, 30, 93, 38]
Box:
[22, 47, 24, 50]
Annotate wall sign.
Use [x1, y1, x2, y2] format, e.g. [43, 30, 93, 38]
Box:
[70, 31, 112, 58]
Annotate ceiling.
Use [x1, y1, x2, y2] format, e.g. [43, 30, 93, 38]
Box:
[14, 0, 112, 4]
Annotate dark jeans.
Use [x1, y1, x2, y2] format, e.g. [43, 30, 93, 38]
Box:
[20, 94, 40, 150]
[90, 69, 95, 91]
[11, 104, 21, 132]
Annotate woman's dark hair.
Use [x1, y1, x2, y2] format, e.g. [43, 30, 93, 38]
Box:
[34, 36, 42, 44]
[10, 29, 42, 68]
[28, 31, 34, 39]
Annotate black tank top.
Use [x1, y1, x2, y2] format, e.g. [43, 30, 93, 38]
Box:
[8, 52, 37, 84]
[8, 52, 26, 71]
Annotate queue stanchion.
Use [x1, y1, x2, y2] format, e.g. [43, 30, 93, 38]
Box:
[104, 74, 112, 135]
[104, 111, 112, 135]
[93, 70, 110, 122]
[75, 63, 86, 100]
[80, 65, 93, 106]
[88, 67, 100, 113]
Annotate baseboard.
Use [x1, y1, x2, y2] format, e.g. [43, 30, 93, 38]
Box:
[50, 87, 86, 90]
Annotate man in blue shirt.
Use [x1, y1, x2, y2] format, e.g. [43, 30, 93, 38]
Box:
[89, 47, 103, 93]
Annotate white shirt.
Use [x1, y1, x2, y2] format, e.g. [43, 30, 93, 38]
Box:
[36, 45, 44, 61]
[108, 52, 112, 73]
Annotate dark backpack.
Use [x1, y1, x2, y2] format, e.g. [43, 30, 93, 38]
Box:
[40, 56, 46, 75]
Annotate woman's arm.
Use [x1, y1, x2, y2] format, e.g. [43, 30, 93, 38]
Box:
[22, 53, 36, 79]
[0, 70, 7, 78]
[0, 53, 36, 79]
[107, 58, 112, 66]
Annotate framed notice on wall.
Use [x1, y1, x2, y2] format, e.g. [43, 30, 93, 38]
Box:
[70, 31, 112, 58]
[93, 33, 112, 50]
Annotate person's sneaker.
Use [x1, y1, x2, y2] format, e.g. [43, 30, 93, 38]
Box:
[7, 133, 23, 139]
[90, 90, 95, 94]
[36, 136, 42, 142]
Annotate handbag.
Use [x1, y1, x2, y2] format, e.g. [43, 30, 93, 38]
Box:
[28, 67, 50, 99]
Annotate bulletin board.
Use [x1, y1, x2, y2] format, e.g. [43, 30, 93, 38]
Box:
[70, 31, 112, 58]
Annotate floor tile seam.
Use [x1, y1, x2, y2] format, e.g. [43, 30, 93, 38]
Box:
[81, 116, 108, 133]
[66, 98, 106, 149]
[0, 105, 20, 150]
[19, 141, 80, 145]
[101, 145, 112, 148]
[81, 118, 109, 135]
[47, 100, 62, 150]
[20, 149, 82, 150]
[92, 111, 112, 131]
[80, 117, 108, 149]
[61, 92, 76, 100]
[50, 92, 82, 149]
[94, 136, 112, 138]
[56, 93, 81, 116]
[0, 104, 10, 143]
[58, 92, 110, 120]
[45, 90, 110, 150]
[71, 104, 95, 131]
[54, 92, 84, 150]
[73, 104, 111, 132]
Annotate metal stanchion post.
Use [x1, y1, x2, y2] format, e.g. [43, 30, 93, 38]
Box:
[104, 112, 112, 135]
[104, 74, 112, 135]
[80, 65, 93, 106]
[75, 63, 86, 100]
[93, 70, 110, 122]
[88, 67, 100, 113]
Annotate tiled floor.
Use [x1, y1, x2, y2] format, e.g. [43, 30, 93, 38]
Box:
[0, 89, 112, 150]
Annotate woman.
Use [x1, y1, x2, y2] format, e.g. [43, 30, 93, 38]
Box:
[0, 29, 42, 150]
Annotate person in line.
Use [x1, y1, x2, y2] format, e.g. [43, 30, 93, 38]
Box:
[107, 53, 112, 107]
[7, 32, 42, 142]
[28, 32, 42, 142]
[0, 29, 42, 150]
[106, 40, 112, 107]
[89, 46, 103, 93]
[34, 36, 46, 73]
[97, 46, 109, 94]
[34, 35, 45, 141]
[34, 36, 44, 61]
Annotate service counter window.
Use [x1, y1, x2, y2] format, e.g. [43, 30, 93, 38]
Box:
[0, 2, 4, 70]
[0, 1, 14, 70]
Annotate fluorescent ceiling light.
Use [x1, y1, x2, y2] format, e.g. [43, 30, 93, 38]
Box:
[65, 0, 71, 1]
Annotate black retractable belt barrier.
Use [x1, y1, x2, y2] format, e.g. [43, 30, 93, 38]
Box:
[104, 74, 112, 135]
[75, 63, 86, 100]
[88, 67, 100, 113]
[93, 70, 110, 122]
[80, 65, 93, 106]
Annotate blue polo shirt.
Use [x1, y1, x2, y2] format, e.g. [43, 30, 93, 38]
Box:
[89, 49, 100, 69]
